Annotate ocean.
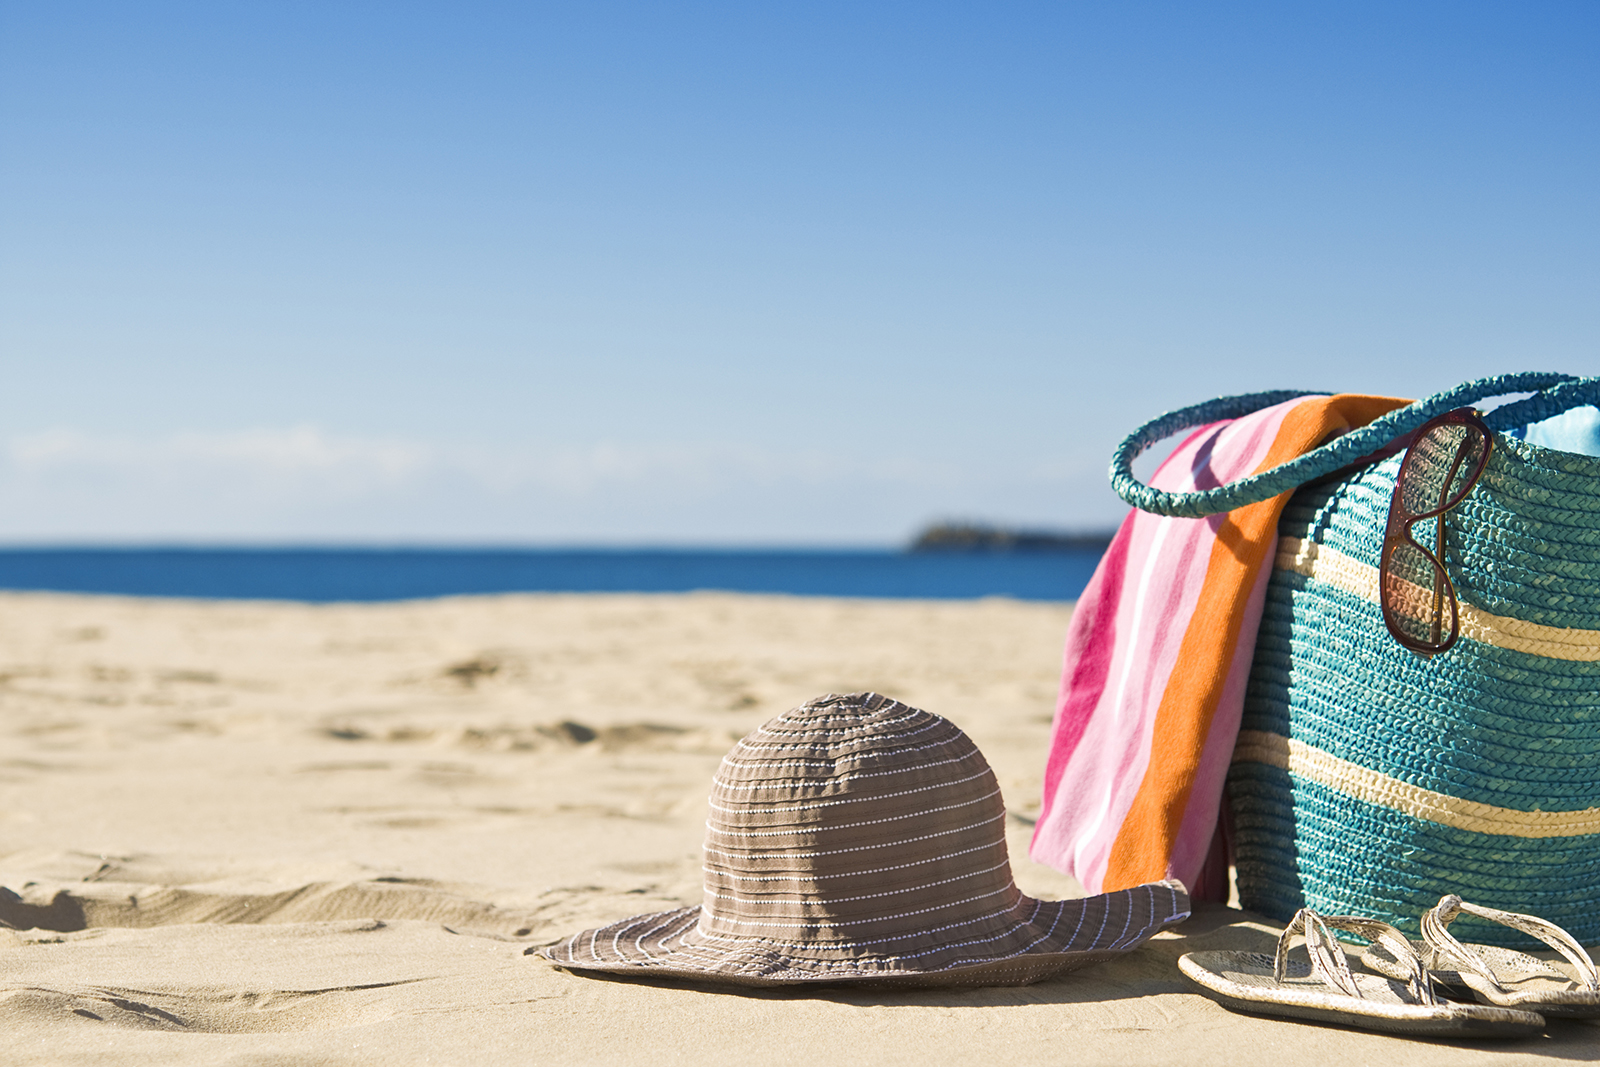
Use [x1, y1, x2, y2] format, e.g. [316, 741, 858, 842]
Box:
[0, 547, 1107, 603]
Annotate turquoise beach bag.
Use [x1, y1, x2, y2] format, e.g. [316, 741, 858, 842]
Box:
[1110, 372, 1600, 947]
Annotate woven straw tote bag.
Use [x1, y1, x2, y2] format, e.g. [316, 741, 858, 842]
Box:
[1111, 372, 1600, 947]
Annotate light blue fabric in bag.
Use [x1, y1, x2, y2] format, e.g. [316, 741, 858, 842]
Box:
[1512, 404, 1600, 457]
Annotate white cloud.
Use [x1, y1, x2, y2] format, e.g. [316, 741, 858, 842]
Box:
[0, 426, 1123, 543]
[9, 426, 430, 485]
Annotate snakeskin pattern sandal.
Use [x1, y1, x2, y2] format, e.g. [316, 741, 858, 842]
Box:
[1364, 894, 1600, 1019]
[1181, 908, 1544, 1038]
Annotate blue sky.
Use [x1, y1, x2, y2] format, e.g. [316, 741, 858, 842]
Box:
[2, 2, 1596, 543]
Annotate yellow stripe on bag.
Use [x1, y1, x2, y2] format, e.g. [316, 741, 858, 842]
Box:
[1276, 537, 1600, 661]
[1233, 730, 1600, 838]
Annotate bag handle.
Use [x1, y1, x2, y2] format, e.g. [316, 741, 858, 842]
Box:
[1110, 372, 1600, 519]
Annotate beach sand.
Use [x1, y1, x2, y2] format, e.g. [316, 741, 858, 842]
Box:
[2, 590, 1594, 1064]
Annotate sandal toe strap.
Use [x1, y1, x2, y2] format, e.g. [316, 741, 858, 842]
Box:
[1277, 909, 1437, 1005]
[1424, 894, 1600, 994]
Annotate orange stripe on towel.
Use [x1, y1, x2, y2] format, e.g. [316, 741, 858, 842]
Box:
[1102, 393, 1408, 892]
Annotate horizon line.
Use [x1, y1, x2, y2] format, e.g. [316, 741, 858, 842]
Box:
[0, 538, 1118, 553]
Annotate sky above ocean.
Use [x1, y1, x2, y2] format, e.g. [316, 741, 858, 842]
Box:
[2, 2, 1597, 545]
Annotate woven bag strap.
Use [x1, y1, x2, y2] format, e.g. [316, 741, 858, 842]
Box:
[1111, 372, 1600, 518]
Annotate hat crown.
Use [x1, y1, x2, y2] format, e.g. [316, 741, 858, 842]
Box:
[701, 692, 1019, 949]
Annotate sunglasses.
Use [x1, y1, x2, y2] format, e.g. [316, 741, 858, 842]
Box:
[1379, 407, 1493, 656]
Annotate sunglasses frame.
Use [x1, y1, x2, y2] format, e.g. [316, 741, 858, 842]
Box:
[1378, 407, 1493, 656]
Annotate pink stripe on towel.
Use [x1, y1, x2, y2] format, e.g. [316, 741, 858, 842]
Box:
[1030, 398, 1306, 895]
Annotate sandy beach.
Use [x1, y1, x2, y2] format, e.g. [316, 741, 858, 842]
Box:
[3, 590, 1596, 1064]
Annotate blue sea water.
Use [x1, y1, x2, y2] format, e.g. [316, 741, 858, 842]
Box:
[0, 547, 1106, 603]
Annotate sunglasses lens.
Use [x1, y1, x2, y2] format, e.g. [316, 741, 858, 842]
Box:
[1383, 539, 1457, 649]
[1397, 422, 1489, 519]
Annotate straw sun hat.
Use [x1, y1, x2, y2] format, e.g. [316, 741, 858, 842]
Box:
[544, 692, 1189, 987]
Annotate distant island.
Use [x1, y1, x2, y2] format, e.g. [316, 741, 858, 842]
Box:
[908, 522, 1117, 553]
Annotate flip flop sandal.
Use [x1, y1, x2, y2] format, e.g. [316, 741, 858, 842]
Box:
[1180, 908, 1544, 1038]
[1363, 894, 1600, 1019]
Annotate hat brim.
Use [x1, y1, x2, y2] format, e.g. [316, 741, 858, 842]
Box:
[542, 881, 1189, 988]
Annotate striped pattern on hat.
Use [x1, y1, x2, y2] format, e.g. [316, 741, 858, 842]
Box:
[544, 692, 1190, 986]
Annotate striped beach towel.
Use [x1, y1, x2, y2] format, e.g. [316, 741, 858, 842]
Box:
[1030, 392, 1409, 899]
